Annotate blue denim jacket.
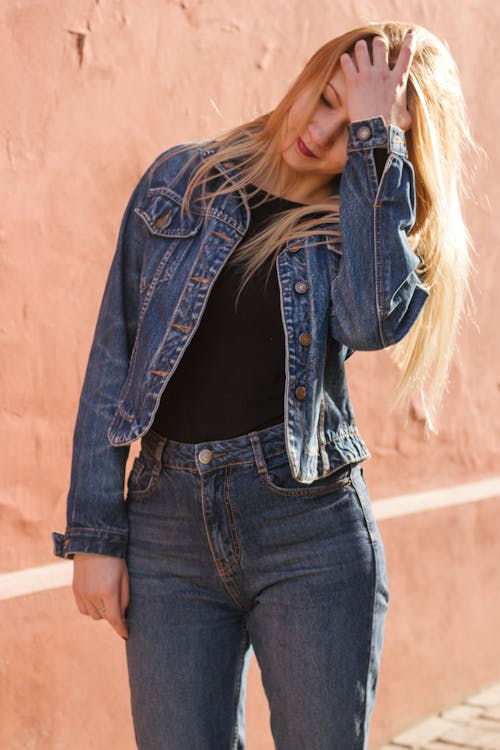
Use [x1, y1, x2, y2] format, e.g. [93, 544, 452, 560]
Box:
[53, 116, 429, 559]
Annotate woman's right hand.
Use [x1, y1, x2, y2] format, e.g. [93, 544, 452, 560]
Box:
[72, 553, 129, 639]
[340, 29, 416, 132]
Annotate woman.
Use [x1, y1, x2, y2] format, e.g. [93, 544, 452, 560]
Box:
[53, 20, 475, 750]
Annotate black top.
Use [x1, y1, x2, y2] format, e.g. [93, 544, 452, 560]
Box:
[151, 187, 305, 442]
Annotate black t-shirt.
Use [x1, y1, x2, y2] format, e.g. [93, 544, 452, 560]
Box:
[151, 187, 305, 442]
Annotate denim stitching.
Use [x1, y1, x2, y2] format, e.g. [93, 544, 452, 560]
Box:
[200, 473, 222, 572]
[374, 154, 395, 348]
[223, 578, 249, 612]
[350, 474, 379, 749]
[159, 448, 289, 473]
[200, 473, 242, 591]
[222, 465, 241, 572]
[114, 237, 182, 410]
[128, 441, 165, 499]
[66, 526, 128, 536]
[259, 469, 352, 498]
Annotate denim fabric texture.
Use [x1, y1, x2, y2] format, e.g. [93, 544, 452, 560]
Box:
[125, 423, 389, 750]
[52, 115, 429, 559]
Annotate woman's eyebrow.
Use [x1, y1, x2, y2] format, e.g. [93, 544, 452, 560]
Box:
[327, 82, 343, 106]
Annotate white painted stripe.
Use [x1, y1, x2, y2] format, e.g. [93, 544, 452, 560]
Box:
[0, 561, 73, 601]
[0, 476, 499, 602]
[372, 476, 500, 520]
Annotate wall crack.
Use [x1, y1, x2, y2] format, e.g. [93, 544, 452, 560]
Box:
[66, 22, 91, 67]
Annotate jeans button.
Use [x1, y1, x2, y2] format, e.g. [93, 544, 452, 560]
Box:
[198, 449, 213, 464]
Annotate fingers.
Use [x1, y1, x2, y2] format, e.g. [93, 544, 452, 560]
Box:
[102, 594, 129, 639]
[339, 51, 357, 79]
[74, 588, 106, 622]
[393, 29, 416, 81]
[352, 39, 371, 71]
[372, 36, 389, 68]
[71, 553, 129, 639]
[341, 31, 414, 79]
[119, 566, 130, 621]
[75, 592, 128, 637]
[74, 592, 90, 616]
[89, 604, 105, 620]
[339, 30, 414, 129]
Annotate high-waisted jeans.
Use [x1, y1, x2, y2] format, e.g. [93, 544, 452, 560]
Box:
[125, 422, 389, 750]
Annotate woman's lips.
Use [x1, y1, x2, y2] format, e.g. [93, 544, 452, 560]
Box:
[297, 137, 319, 159]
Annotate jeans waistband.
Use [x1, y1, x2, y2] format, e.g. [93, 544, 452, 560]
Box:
[140, 422, 289, 474]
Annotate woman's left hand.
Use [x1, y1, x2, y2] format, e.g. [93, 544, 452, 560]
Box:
[340, 29, 415, 131]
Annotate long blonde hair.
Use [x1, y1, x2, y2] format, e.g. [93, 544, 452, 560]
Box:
[176, 21, 477, 430]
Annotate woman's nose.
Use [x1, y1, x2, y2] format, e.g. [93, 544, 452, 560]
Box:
[308, 117, 345, 148]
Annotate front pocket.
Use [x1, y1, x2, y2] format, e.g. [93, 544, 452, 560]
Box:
[127, 457, 161, 499]
[259, 452, 353, 498]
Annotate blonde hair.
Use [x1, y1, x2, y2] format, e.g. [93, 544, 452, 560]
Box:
[176, 21, 477, 430]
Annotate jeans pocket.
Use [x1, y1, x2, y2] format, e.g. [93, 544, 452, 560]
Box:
[127, 456, 161, 500]
[260, 451, 353, 498]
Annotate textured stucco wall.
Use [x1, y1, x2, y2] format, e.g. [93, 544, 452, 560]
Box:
[1, 1, 499, 748]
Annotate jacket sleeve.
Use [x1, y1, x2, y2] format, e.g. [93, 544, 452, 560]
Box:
[52, 166, 152, 560]
[330, 116, 429, 350]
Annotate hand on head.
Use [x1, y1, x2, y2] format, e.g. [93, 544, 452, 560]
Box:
[339, 29, 415, 130]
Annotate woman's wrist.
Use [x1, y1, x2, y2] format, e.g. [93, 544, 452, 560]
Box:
[348, 116, 408, 157]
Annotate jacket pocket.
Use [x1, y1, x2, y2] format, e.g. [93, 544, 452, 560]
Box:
[135, 191, 204, 293]
[135, 190, 203, 238]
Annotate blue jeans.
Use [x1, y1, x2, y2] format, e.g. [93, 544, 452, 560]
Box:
[125, 423, 389, 750]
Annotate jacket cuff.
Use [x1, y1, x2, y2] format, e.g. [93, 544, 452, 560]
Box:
[52, 529, 128, 559]
[348, 116, 408, 157]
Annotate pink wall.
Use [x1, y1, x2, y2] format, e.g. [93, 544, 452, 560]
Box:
[1, 1, 499, 748]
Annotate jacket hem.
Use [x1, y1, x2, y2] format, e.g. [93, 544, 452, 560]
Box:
[294, 429, 371, 483]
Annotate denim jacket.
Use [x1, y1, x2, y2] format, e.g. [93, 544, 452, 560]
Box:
[53, 116, 429, 559]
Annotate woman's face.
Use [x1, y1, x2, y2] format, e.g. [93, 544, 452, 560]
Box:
[281, 66, 350, 196]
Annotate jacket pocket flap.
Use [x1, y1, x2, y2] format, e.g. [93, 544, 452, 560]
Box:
[135, 191, 203, 238]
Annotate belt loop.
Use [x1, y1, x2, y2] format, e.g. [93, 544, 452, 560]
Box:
[152, 434, 167, 476]
[248, 432, 267, 475]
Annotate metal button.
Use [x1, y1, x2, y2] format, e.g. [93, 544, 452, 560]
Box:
[198, 449, 213, 464]
[288, 245, 301, 253]
[295, 385, 307, 400]
[356, 125, 371, 141]
[294, 281, 309, 294]
[299, 332, 311, 346]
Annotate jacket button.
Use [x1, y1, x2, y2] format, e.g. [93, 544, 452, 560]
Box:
[299, 332, 311, 346]
[198, 449, 213, 464]
[295, 385, 307, 400]
[288, 245, 301, 253]
[294, 281, 309, 294]
[356, 125, 372, 141]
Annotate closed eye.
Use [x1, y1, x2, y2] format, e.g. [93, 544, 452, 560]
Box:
[320, 93, 333, 108]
